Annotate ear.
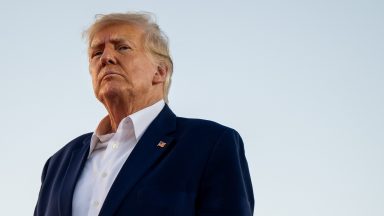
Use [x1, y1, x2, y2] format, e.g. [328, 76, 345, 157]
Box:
[152, 62, 168, 84]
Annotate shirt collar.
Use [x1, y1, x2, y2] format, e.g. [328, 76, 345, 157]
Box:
[88, 100, 165, 157]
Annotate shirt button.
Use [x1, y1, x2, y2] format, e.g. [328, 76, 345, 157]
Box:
[112, 143, 118, 149]
[101, 172, 107, 178]
[93, 201, 99, 207]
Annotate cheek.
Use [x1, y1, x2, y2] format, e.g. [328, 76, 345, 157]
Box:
[138, 61, 158, 80]
[133, 68, 156, 86]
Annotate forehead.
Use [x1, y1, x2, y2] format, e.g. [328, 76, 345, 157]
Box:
[89, 23, 145, 48]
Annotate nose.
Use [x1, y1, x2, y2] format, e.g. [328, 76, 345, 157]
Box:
[100, 47, 117, 66]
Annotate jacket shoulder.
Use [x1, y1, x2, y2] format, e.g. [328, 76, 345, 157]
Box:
[41, 133, 92, 181]
[49, 132, 92, 160]
[174, 117, 242, 146]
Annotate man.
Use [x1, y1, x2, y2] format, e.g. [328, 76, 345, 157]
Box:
[34, 12, 254, 216]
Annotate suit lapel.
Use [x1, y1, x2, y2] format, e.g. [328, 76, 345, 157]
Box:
[99, 105, 176, 216]
[58, 135, 91, 216]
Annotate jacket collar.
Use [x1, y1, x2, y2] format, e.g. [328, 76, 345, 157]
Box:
[58, 104, 176, 216]
[58, 134, 91, 216]
[99, 104, 176, 216]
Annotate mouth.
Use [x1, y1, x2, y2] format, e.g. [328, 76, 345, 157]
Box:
[103, 73, 119, 78]
[100, 71, 122, 81]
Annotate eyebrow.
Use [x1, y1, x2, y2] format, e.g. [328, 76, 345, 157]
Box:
[90, 37, 133, 49]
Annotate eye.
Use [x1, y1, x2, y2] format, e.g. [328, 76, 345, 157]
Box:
[117, 45, 131, 51]
[92, 50, 103, 58]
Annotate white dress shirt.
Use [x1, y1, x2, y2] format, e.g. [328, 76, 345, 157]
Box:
[72, 100, 165, 216]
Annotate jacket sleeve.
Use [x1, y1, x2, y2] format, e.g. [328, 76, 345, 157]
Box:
[34, 157, 51, 216]
[196, 128, 254, 216]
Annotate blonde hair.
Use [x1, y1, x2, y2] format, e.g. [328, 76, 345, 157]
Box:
[84, 12, 173, 103]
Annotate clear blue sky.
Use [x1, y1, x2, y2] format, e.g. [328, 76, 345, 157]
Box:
[1, 0, 383, 215]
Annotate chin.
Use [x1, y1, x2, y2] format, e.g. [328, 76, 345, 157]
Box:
[98, 85, 125, 101]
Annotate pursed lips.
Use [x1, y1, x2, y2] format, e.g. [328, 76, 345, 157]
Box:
[100, 71, 123, 81]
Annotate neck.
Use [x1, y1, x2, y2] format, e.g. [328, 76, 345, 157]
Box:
[101, 95, 162, 132]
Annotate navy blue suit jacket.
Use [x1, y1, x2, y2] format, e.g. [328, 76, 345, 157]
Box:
[34, 105, 254, 215]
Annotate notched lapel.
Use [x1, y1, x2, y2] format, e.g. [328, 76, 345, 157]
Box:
[99, 105, 176, 216]
[58, 136, 91, 216]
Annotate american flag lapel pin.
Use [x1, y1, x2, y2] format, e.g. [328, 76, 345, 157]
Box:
[157, 141, 167, 148]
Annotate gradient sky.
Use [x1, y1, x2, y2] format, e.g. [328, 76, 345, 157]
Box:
[1, 0, 383, 215]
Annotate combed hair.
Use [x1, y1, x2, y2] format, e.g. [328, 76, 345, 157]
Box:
[84, 12, 173, 103]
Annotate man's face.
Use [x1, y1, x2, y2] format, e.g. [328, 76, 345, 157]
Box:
[88, 23, 161, 104]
